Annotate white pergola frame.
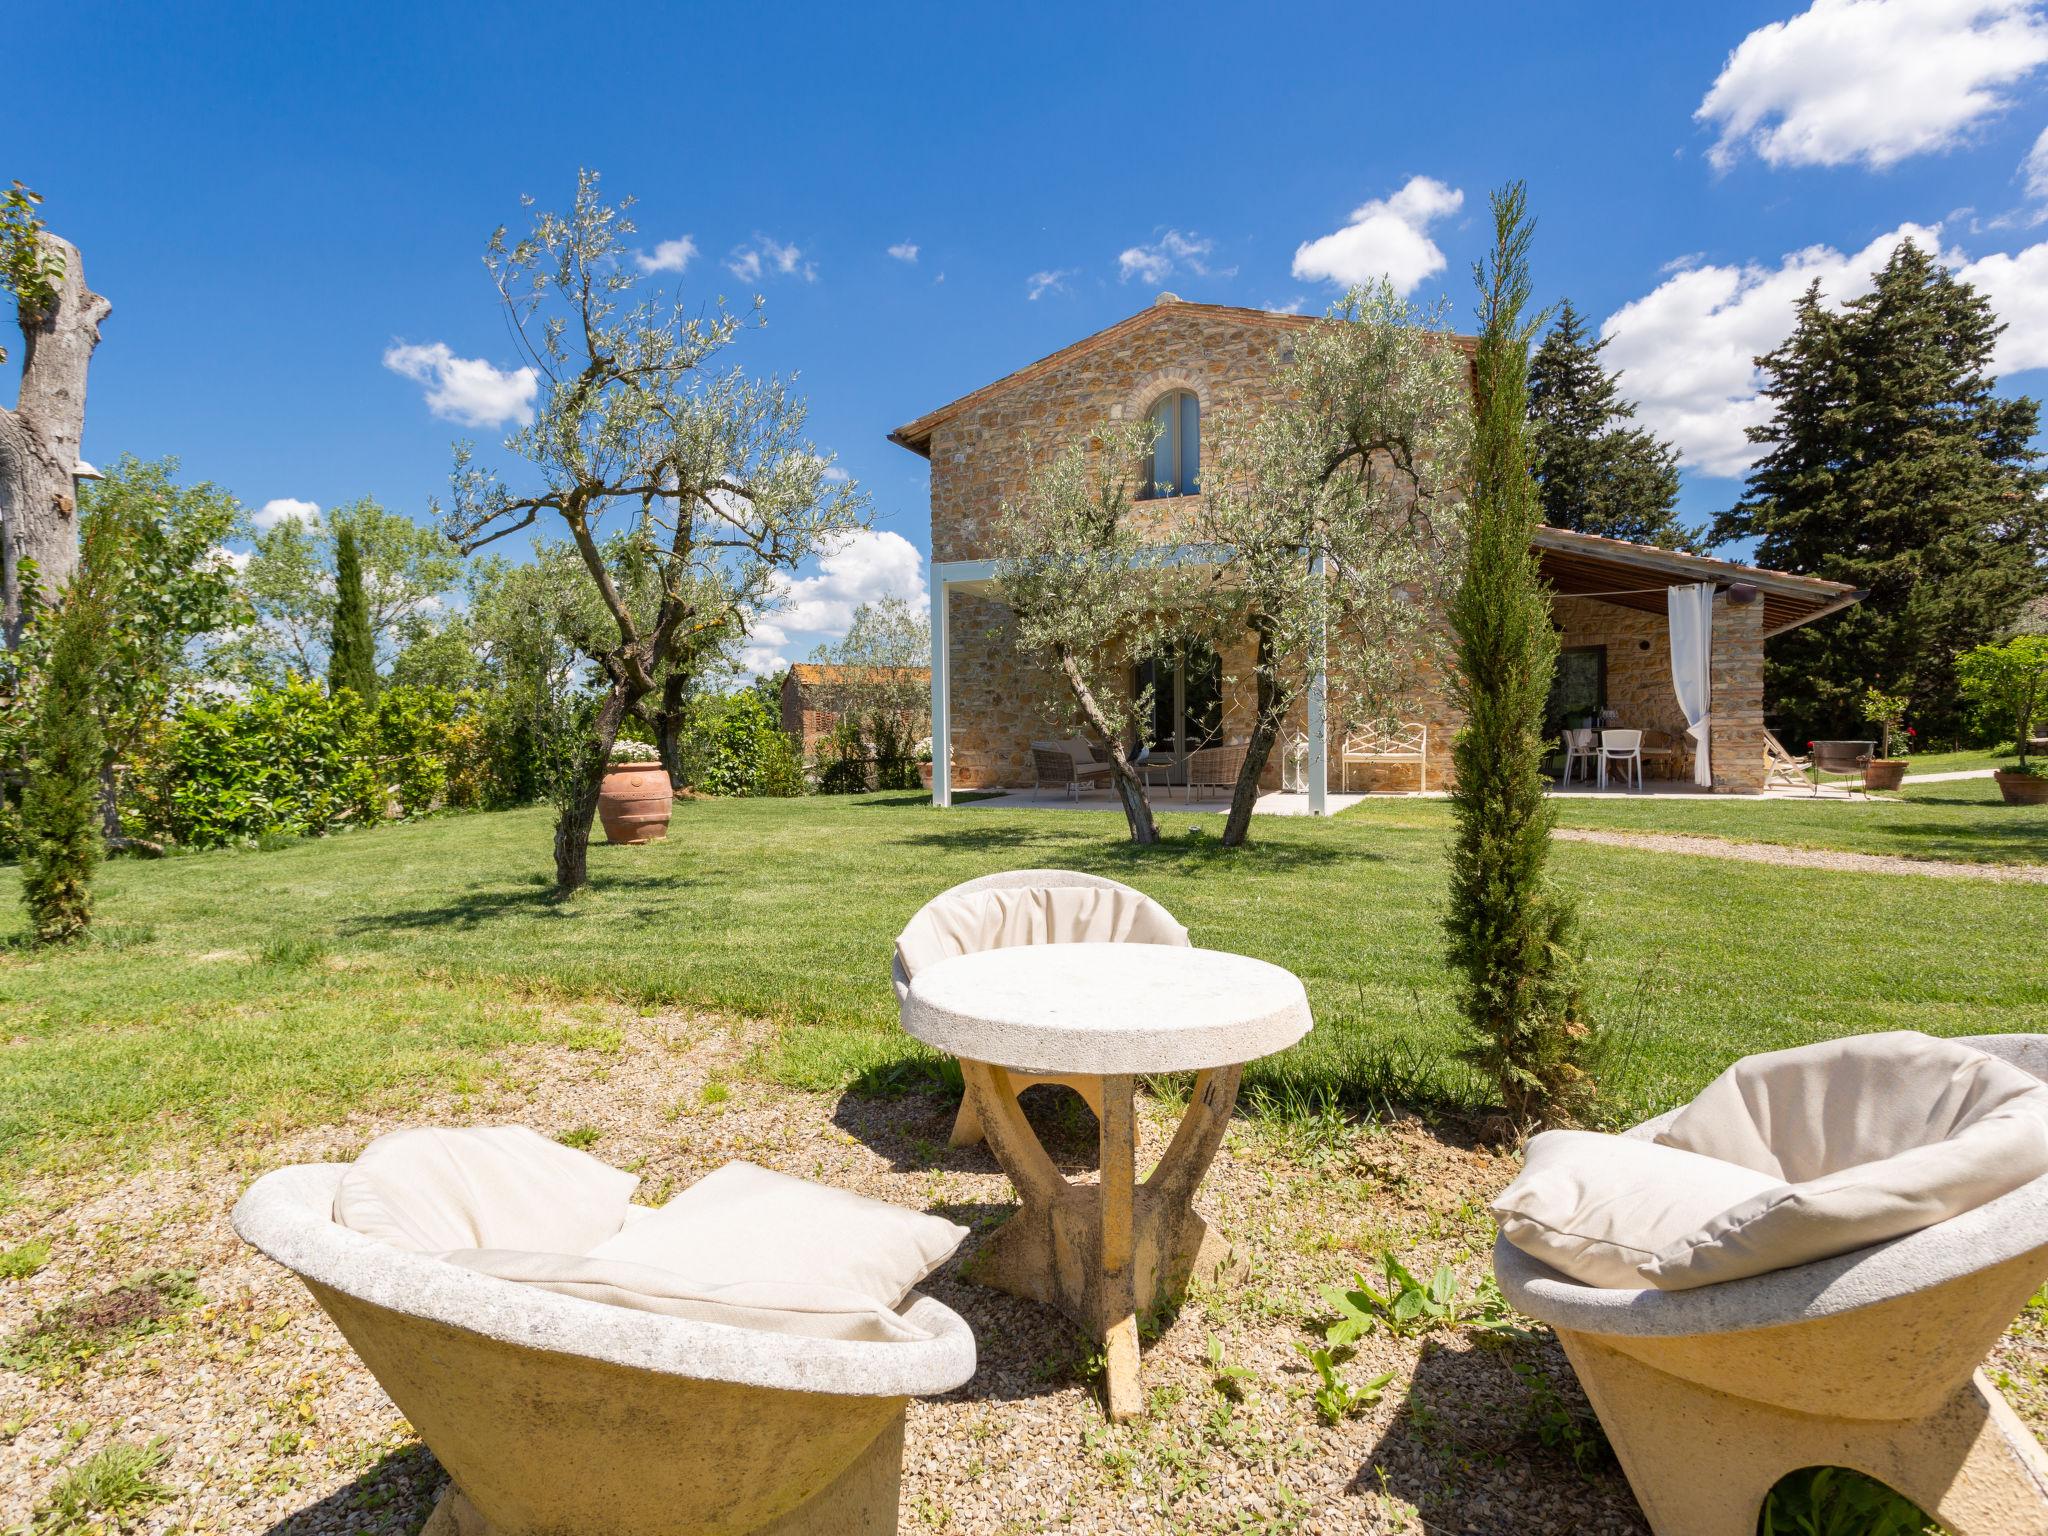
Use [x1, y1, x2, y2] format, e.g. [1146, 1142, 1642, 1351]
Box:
[926, 556, 1329, 816]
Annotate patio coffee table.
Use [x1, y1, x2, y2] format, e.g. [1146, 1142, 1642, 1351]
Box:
[903, 943, 1312, 1419]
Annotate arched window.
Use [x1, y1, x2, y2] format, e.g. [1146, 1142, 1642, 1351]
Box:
[1141, 389, 1200, 499]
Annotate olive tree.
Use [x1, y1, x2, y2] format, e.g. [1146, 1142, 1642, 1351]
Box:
[436, 171, 863, 891]
[1192, 284, 1471, 845]
[992, 418, 1200, 844]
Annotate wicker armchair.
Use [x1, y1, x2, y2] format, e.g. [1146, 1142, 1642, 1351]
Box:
[1183, 741, 1248, 801]
[1030, 740, 1113, 800]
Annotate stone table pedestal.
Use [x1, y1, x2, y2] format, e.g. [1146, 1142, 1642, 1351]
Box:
[905, 944, 1312, 1419]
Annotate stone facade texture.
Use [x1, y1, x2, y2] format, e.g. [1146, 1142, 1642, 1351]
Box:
[916, 298, 1779, 796]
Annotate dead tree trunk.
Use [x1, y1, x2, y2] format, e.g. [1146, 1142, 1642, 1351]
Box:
[2, 233, 111, 646]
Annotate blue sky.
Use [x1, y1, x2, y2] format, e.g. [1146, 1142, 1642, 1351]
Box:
[11, 0, 2048, 671]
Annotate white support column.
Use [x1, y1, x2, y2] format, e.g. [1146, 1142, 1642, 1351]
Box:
[930, 577, 951, 808]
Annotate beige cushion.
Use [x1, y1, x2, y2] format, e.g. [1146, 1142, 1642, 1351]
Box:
[1492, 1131, 1783, 1289]
[894, 883, 1189, 981]
[333, 1126, 637, 1255]
[1640, 1032, 2048, 1288]
[442, 1161, 969, 1342]
[592, 1160, 968, 1310]
[439, 1249, 936, 1343]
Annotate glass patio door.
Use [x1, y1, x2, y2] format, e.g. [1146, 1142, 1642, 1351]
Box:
[1135, 642, 1222, 778]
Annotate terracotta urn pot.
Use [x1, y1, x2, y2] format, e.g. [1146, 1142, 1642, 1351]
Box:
[597, 762, 674, 844]
[1994, 769, 2048, 806]
[1863, 759, 1908, 792]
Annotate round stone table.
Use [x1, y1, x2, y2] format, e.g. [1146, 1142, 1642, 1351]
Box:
[903, 943, 1312, 1419]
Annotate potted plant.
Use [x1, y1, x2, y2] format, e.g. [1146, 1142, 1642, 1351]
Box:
[916, 737, 935, 791]
[597, 739, 674, 844]
[1860, 687, 1910, 792]
[1958, 636, 2048, 806]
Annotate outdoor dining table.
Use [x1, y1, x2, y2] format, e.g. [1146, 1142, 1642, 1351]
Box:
[902, 942, 1313, 1419]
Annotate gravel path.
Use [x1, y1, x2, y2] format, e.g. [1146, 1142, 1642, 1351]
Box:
[6, 1016, 2044, 1534]
[1554, 826, 2048, 883]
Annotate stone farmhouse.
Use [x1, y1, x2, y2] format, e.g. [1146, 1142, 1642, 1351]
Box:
[889, 295, 1862, 809]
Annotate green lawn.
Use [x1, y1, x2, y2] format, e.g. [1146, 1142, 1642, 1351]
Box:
[2, 792, 2041, 1186]
[1896, 747, 2022, 775]
[1543, 774, 2048, 865]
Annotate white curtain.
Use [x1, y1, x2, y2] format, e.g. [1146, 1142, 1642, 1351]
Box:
[1668, 582, 1715, 788]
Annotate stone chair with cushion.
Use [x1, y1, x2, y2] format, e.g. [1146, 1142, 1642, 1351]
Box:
[234, 1126, 976, 1536]
[891, 869, 1189, 1147]
[1492, 1032, 2048, 1536]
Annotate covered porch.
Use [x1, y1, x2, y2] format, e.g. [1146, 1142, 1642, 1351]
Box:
[925, 528, 1862, 813]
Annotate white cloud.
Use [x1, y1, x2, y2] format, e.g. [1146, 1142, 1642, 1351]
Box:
[1600, 223, 1949, 475]
[1117, 229, 1233, 285]
[382, 342, 538, 428]
[822, 466, 851, 483]
[252, 497, 320, 530]
[887, 241, 920, 263]
[208, 545, 252, 572]
[726, 236, 816, 284]
[2023, 125, 2048, 200]
[634, 236, 698, 274]
[1698, 0, 2048, 171]
[1291, 176, 1464, 294]
[1956, 240, 2048, 368]
[760, 529, 929, 641]
[1025, 268, 1074, 300]
[737, 644, 790, 678]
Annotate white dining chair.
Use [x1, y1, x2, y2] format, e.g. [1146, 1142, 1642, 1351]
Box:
[1560, 728, 1598, 786]
[1598, 729, 1643, 792]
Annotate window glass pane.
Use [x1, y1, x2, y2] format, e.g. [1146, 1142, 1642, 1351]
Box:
[1179, 392, 1200, 494]
[1150, 396, 1175, 496]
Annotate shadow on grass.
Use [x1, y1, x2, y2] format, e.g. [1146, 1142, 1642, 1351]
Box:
[262, 1444, 442, 1535]
[882, 822, 1360, 874]
[1361, 1336, 1644, 1532]
[334, 870, 702, 935]
[830, 1075, 1104, 1176]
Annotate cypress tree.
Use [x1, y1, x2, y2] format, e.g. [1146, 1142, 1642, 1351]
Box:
[1713, 243, 2048, 741]
[327, 523, 378, 701]
[20, 517, 115, 943]
[1443, 184, 1588, 1128]
[1527, 300, 1694, 550]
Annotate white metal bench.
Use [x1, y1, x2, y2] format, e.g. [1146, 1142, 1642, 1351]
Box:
[1339, 720, 1428, 793]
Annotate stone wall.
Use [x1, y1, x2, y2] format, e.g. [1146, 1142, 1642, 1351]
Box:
[1710, 593, 1768, 793]
[928, 299, 1306, 564]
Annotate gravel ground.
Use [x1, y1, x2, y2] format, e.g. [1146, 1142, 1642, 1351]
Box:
[1553, 825, 2048, 883]
[4, 1014, 2045, 1535]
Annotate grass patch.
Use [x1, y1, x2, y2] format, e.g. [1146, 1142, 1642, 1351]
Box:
[0, 794, 2041, 1172]
[2, 1270, 201, 1381]
[24, 1438, 174, 1534]
[1537, 775, 2048, 865]
[0, 1237, 51, 1280]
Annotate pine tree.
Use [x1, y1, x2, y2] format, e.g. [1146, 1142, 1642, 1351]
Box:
[1527, 301, 1694, 550]
[1444, 185, 1588, 1128]
[20, 515, 116, 943]
[1713, 243, 2048, 742]
[326, 523, 379, 701]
